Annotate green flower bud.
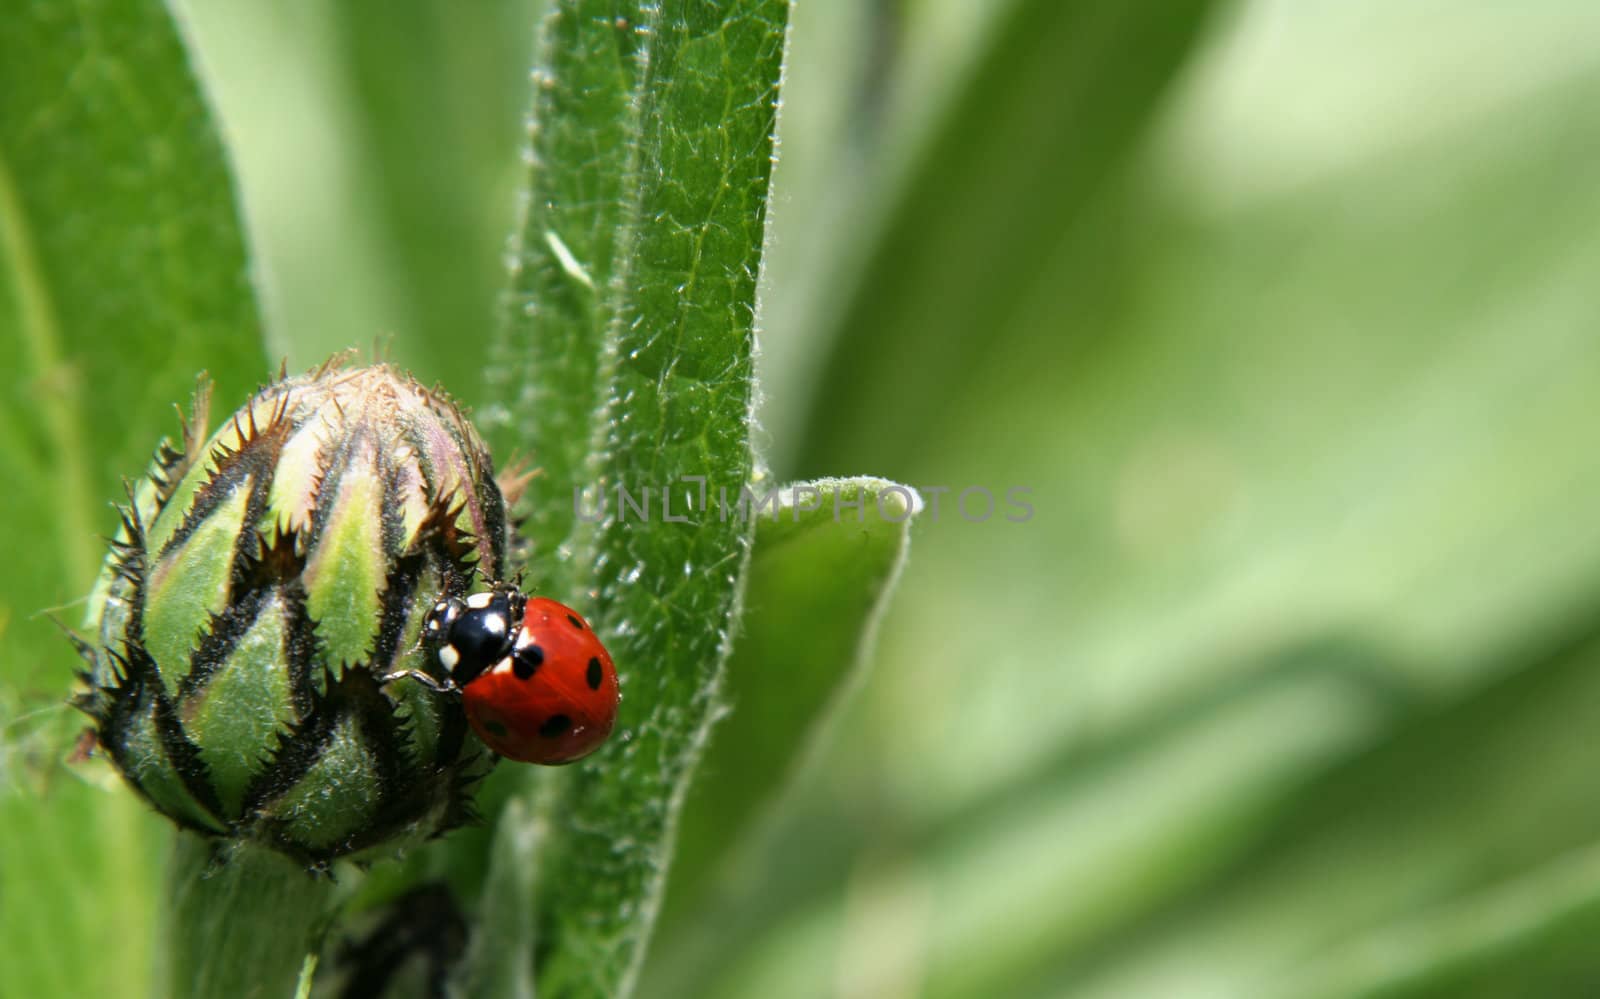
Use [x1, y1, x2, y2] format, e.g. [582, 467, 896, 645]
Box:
[74, 361, 511, 867]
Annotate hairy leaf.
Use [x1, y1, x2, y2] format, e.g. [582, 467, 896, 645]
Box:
[664, 479, 919, 922]
[486, 0, 657, 569]
[645, 478, 920, 993]
[485, 1, 791, 995]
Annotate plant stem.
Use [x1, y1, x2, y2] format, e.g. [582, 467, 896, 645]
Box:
[161, 834, 340, 998]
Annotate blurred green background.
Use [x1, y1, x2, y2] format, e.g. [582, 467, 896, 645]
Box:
[13, 0, 1600, 994]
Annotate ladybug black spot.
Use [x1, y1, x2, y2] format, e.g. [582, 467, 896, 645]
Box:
[586, 657, 603, 690]
[484, 720, 509, 738]
[513, 646, 543, 680]
[539, 714, 571, 738]
[567, 614, 585, 631]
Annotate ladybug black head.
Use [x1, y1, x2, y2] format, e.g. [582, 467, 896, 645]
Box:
[425, 590, 518, 686]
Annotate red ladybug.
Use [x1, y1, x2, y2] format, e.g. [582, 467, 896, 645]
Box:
[412, 586, 619, 764]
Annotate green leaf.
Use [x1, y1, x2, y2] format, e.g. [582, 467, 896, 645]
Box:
[673, 635, 1410, 999]
[0, 745, 168, 999]
[319, 0, 540, 389]
[774, 0, 1217, 477]
[685, 9, 1600, 993]
[1288, 842, 1600, 999]
[173, 1, 539, 380]
[0, 0, 268, 995]
[486, 1, 655, 565]
[851, 54, 1600, 823]
[1067, 615, 1600, 998]
[484, 1, 792, 994]
[661, 478, 919, 926]
[0, 0, 268, 685]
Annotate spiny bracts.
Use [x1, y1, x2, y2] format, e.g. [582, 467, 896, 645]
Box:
[73, 360, 517, 868]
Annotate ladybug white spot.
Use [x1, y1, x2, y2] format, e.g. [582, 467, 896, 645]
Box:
[440, 646, 461, 670]
[467, 592, 495, 610]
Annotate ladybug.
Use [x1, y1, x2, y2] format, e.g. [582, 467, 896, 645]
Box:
[400, 586, 619, 764]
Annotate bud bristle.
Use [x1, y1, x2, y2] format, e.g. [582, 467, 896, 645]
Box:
[77, 359, 510, 866]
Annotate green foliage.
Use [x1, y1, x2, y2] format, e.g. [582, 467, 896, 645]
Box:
[486, 4, 792, 994]
[666, 479, 919, 922]
[0, 0, 265, 690]
[670, 3, 1600, 998]
[1072, 615, 1600, 998]
[3, 0, 878, 995]
[10, 0, 1600, 996]
[317, 0, 539, 392]
[489, 0, 651, 561]
[773, 0, 1216, 475]
[646, 478, 919, 995]
[0, 0, 262, 993]
[163, 838, 339, 999]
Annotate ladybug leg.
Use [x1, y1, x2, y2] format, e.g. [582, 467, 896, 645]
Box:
[380, 669, 458, 695]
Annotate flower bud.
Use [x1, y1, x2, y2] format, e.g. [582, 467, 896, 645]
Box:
[75, 361, 510, 866]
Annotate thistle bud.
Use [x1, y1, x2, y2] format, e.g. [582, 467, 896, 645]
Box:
[75, 361, 510, 866]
